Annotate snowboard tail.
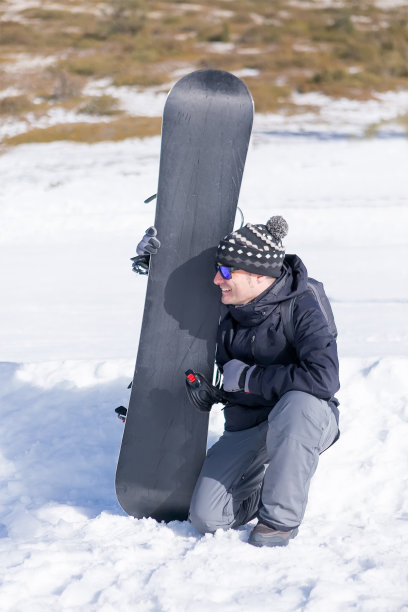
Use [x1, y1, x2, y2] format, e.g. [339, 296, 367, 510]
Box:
[115, 70, 254, 521]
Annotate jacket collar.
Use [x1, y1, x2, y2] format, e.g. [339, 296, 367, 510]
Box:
[228, 267, 288, 327]
[227, 255, 309, 327]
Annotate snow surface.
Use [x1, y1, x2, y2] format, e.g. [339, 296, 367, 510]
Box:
[1, 123, 408, 610]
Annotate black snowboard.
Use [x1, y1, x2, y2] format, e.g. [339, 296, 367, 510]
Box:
[115, 69, 254, 521]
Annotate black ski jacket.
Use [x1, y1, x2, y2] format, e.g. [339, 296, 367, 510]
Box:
[216, 254, 340, 432]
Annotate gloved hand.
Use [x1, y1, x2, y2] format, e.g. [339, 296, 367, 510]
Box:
[185, 370, 227, 412]
[131, 226, 161, 275]
[136, 226, 161, 256]
[222, 359, 251, 392]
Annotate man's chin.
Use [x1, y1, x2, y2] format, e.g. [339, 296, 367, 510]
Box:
[221, 292, 233, 304]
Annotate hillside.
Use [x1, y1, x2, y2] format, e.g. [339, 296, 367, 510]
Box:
[1, 0, 408, 145]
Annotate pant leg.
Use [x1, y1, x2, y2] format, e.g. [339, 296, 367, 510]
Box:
[189, 421, 268, 534]
[259, 390, 339, 530]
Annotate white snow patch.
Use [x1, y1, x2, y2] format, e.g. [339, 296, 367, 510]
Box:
[0, 356, 408, 610]
[0, 137, 407, 364]
[83, 80, 168, 118]
[254, 89, 408, 137]
[0, 0, 106, 19]
[0, 117, 408, 609]
[0, 87, 23, 98]
[1, 53, 60, 73]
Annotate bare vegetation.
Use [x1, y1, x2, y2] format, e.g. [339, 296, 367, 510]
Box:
[5, 116, 162, 146]
[1, 0, 408, 144]
[78, 95, 121, 116]
[0, 94, 34, 115]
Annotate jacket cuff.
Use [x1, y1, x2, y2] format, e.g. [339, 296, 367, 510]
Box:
[238, 365, 250, 390]
[244, 365, 258, 393]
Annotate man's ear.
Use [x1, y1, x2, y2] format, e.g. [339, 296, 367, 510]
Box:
[256, 274, 276, 286]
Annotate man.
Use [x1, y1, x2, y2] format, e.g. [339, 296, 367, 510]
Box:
[135, 215, 340, 548]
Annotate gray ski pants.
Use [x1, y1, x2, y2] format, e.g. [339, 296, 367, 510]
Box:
[189, 390, 339, 533]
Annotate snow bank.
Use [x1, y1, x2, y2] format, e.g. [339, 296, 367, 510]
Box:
[1, 124, 408, 609]
[1, 357, 407, 610]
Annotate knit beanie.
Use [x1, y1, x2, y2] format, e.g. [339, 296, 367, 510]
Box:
[216, 215, 288, 277]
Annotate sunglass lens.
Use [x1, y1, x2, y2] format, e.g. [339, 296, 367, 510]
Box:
[219, 265, 232, 280]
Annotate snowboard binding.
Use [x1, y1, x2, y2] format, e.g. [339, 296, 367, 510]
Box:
[131, 255, 150, 275]
[115, 406, 128, 422]
[185, 369, 227, 412]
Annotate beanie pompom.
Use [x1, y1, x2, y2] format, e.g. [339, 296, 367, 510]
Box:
[266, 216, 288, 242]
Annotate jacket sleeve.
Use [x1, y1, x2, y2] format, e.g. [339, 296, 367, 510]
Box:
[247, 292, 340, 402]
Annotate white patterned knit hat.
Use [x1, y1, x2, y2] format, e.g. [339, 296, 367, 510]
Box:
[216, 216, 289, 277]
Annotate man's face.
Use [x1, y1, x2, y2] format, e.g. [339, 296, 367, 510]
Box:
[214, 266, 265, 306]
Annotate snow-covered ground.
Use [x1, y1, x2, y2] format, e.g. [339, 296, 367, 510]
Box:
[1, 115, 408, 609]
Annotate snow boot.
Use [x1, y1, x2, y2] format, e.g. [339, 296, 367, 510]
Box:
[248, 522, 299, 548]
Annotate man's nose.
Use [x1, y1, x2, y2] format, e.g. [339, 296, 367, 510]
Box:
[213, 271, 223, 285]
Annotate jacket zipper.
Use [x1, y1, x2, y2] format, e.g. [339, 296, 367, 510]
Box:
[251, 333, 256, 358]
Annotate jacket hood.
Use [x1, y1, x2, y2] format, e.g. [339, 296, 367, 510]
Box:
[227, 254, 309, 326]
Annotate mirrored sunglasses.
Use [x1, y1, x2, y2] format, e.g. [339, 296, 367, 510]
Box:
[215, 263, 236, 280]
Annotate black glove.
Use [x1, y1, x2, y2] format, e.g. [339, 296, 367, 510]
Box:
[185, 370, 227, 412]
[131, 227, 161, 275]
